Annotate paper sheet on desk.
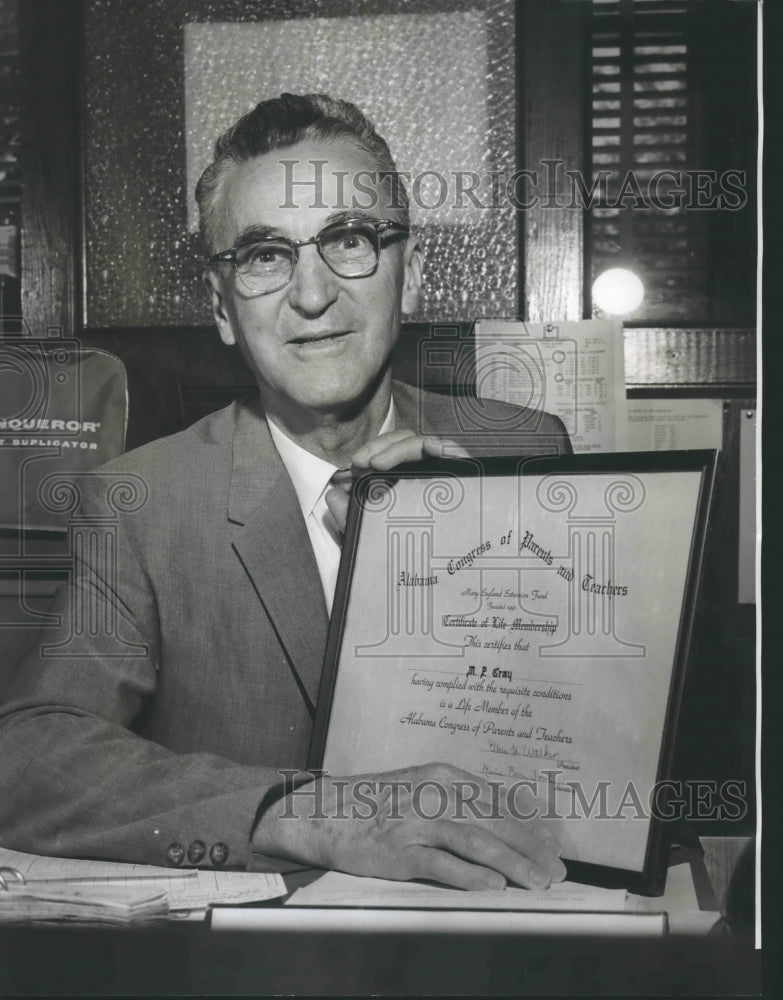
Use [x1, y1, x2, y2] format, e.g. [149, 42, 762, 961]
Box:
[27, 870, 289, 912]
[286, 871, 627, 911]
[0, 846, 196, 881]
[164, 870, 286, 910]
[626, 861, 721, 934]
[0, 883, 169, 926]
[0, 846, 286, 913]
[627, 862, 699, 913]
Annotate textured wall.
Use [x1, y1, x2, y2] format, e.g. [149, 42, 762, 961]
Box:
[84, 0, 517, 327]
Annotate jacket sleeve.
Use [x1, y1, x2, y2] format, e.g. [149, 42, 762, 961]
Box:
[0, 476, 287, 871]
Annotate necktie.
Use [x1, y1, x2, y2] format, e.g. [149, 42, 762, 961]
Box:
[324, 468, 353, 539]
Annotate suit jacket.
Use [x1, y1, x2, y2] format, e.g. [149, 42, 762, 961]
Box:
[0, 382, 570, 868]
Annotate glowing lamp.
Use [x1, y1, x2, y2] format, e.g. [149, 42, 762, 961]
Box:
[592, 268, 645, 315]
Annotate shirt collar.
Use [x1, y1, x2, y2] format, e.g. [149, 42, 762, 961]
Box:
[267, 400, 396, 518]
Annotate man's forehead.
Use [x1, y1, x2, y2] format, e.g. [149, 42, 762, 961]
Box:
[224, 140, 375, 205]
[216, 139, 399, 244]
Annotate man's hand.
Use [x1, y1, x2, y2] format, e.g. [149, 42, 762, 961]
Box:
[351, 429, 470, 470]
[325, 431, 470, 534]
[252, 763, 565, 891]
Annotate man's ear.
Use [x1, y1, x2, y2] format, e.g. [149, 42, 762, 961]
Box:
[203, 269, 237, 347]
[401, 237, 423, 316]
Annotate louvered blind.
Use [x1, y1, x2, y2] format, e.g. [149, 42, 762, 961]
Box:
[590, 0, 709, 322]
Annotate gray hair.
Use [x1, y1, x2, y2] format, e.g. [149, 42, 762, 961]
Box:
[196, 92, 409, 254]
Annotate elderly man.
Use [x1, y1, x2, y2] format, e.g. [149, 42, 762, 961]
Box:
[0, 93, 570, 891]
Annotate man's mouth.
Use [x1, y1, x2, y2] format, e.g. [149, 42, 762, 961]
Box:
[288, 331, 352, 346]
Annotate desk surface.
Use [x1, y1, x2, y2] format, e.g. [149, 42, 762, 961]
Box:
[0, 923, 760, 996]
[0, 842, 760, 997]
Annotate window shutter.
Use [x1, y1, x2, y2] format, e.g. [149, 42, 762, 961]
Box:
[590, 0, 708, 321]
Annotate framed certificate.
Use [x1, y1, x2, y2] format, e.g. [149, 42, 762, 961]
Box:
[310, 451, 720, 895]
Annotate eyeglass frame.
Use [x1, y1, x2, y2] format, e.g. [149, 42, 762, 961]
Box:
[207, 217, 411, 296]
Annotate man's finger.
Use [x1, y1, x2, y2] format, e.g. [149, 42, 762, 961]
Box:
[356, 440, 425, 470]
[447, 769, 564, 863]
[351, 430, 423, 469]
[352, 434, 470, 471]
[421, 436, 471, 460]
[432, 820, 560, 890]
[324, 486, 350, 534]
[488, 818, 567, 882]
[403, 844, 507, 891]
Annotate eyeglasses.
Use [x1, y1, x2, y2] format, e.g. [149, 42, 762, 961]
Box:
[209, 217, 410, 296]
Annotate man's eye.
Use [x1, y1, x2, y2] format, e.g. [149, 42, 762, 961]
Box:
[241, 243, 289, 269]
[328, 229, 373, 253]
[251, 245, 284, 263]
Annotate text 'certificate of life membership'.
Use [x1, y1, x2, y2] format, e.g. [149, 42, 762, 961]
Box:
[314, 453, 718, 887]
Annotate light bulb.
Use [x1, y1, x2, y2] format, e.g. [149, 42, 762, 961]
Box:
[592, 268, 645, 315]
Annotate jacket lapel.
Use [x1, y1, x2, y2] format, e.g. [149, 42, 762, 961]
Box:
[226, 396, 328, 714]
[223, 384, 441, 715]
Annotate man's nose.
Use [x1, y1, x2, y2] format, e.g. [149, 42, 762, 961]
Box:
[285, 245, 339, 315]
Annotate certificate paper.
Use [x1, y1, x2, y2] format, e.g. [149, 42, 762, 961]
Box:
[313, 452, 718, 893]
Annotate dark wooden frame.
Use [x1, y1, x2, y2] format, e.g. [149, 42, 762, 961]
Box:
[19, 0, 82, 339]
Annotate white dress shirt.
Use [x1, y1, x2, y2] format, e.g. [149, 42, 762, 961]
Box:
[267, 402, 395, 615]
